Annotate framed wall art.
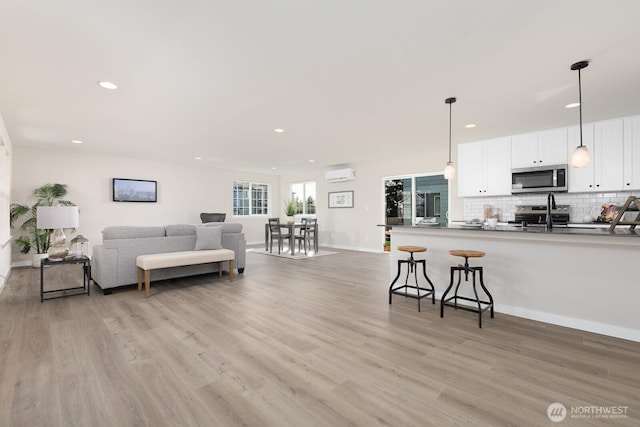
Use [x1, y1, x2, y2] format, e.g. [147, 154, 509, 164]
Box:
[328, 191, 354, 208]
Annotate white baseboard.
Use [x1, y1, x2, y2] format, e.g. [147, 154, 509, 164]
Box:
[398, 289, 640, 343]
[12, 260, 32, 268]
[496, 303, 640, 343]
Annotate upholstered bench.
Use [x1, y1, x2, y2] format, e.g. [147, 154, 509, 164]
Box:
[136, 249, 235, 298]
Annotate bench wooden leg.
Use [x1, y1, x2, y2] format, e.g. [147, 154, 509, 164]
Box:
[145, 269, 151, 298]
[218, 262, 222, 277]
[229, 260, 234, 282]
[137, 267, 143, 292]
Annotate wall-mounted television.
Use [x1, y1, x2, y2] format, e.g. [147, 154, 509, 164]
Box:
[112, 178, 157, 202]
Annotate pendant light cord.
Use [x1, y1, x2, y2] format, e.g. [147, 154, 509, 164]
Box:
[578, 67, 583, 148]
[448, 102, 452, 162]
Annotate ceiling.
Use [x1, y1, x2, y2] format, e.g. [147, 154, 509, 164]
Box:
[1, 0, 640, 174]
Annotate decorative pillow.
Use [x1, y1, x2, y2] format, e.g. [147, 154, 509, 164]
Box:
[194, 225, 222, 250]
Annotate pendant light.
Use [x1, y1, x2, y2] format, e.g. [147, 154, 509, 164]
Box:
[570, 60, 590, 168]
[444, 97, 457, 180]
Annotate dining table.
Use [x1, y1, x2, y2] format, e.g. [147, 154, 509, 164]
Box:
[264, 221, 319, 255]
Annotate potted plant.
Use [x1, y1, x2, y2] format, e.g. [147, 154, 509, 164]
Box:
[284, 198, 298, 224]
[10, 183, 76, 267]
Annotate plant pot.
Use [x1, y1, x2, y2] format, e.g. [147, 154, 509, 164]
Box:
[287, 216, 295, 224]
[32, 253, 48, 268]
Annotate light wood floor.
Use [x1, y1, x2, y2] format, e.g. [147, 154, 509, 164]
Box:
[1, 248, 639, 426]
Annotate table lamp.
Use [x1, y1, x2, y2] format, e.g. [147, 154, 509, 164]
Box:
[36, 206, 79, 260]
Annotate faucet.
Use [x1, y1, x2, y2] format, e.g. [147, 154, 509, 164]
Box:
[547, 192, 556, 230]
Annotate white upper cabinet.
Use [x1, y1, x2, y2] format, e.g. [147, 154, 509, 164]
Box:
[458, 137, 511, 197]
[512, 128, 567, 168]
[623, 115, 640, 190]
[538, 127, 568, 166]
[511, 132, 539, 168]
[568, 119, 624, 192]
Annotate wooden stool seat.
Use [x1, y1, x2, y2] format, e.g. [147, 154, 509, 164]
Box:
[448, 249, 485, 258]
[398, 245, 427, 253]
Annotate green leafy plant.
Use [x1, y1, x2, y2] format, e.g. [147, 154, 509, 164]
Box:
[284, 198, 298, 216]
[9, 183, 75, 254]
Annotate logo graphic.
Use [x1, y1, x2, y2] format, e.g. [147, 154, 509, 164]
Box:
[548, 402, 567, 422]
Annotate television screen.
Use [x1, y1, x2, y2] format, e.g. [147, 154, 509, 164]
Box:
[112, 178, 157, 202]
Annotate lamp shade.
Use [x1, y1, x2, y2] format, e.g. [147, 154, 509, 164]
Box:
[571, 145, 590, 168]
[36, 206, 79, 229]
[444, 162, 456, 180]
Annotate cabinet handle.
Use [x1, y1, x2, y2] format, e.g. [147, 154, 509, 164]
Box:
[539, 160, 543, 163]
[596, 184, 600, 187]
[627, 183, 631, 186]
[589, 185, 593, 188]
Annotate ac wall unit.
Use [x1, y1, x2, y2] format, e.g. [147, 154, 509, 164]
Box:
[325, 168, 356, 183]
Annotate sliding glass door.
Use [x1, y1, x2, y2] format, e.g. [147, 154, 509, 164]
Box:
[384, 174, 448, 226]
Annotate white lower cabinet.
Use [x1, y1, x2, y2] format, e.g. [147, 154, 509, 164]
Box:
[458, 137, 511, 197]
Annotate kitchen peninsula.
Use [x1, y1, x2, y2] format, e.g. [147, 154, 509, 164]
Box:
[389, 225, 640, 342]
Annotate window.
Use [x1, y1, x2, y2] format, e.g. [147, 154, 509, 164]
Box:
[233, 181, 269, 216]
[290, 181, 316, 215]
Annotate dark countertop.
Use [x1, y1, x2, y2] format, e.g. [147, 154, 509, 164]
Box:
[390, 223, 640, 237]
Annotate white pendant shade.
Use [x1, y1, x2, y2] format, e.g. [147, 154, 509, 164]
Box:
[444, 162, 456, 180]
[571, 145, 590, 168]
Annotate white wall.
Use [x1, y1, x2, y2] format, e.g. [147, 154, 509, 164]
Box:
[280, 144, 458, 252]
[11, 146, 280, 265]
[0, 113, 12, 290]
[11, 143, 461, 265]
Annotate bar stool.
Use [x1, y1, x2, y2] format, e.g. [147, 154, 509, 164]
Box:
[388, 246, 435, 312]
[440, 249, 494, 328]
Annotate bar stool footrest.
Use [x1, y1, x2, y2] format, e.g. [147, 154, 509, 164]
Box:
[442, 296, 492, 314]
[390, 285, 434, 300]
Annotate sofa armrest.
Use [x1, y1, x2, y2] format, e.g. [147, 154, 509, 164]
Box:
[221, 233, 246, 271]
[92, 245, 118, 288]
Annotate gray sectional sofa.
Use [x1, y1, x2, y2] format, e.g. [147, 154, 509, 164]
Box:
[91, 223, 246, 294]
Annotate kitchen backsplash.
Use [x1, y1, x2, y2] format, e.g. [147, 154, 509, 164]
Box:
[463, 191, 639, 223]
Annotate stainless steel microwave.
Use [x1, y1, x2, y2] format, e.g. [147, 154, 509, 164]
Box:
[511, 164, 568, 194]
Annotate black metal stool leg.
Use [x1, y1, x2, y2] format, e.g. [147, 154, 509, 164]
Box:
[471, 270, 482, 328]
[419, 260, 435, 304]
[388, 259, 404, 304]
[478, 267, 494, 318]
[441, 266, 455, 318]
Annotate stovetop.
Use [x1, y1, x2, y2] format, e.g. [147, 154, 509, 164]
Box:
[512, 204, 570, 225]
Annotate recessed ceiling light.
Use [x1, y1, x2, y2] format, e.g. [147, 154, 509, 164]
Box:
[71, 140, 83, 144]
[271, 167, 277, 170]
[308, 159, 315, 163]
[464, 124, 477, 128]
[98, 81, 118, 90]
[194, 156, 202, 160]
[274, 128, 284, 133]
[565, 102, 580, 109]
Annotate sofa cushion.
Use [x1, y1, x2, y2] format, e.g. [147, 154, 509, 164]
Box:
[166, 224, 196, 236]
[194, 226, 222, 250]
[103, 226, 166, 240]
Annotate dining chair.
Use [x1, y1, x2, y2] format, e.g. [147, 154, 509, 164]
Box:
[268, 218, 290, 254]
[295, 218, 317, 255]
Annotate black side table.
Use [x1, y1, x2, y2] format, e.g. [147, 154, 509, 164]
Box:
[40, 256, 91, 302]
